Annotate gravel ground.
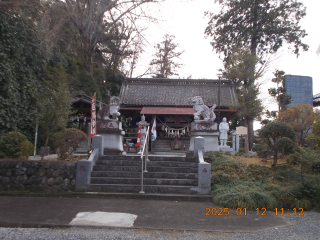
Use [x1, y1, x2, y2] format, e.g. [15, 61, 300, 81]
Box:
[0, 211, 319, 240]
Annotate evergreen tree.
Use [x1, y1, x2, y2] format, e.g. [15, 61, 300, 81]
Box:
[149, 34, 184, 78]
[259, 121, 295, 170]
[268, 70, 292, 113]
[205, 0, 309, 150]
[222, 48, 263, 152]
[35, 63, 71, 160]
[204, 0, 308, 60]
[261, 70, 292, 125]
[0, 4, 46, 139]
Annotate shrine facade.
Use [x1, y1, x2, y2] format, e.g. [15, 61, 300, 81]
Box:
[119, 78, 238, 153]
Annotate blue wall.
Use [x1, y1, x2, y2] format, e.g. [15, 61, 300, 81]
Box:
[285, 75, 313, 107]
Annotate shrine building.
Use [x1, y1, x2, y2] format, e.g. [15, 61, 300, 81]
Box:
[119, 78, 238, 153]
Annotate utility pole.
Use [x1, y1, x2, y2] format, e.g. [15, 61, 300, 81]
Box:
[217, 73, 222, 127]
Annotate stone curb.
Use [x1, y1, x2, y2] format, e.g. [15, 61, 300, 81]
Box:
[0, 191, 212, 202]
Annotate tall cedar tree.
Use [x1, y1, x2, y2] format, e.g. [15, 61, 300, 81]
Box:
[204, 0, 308, 59]
[205, 0, 308, 149]
[223, 48, 263, 152]
[149, 34, 184, 78]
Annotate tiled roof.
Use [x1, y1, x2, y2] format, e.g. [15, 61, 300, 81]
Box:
[314, 93, 320, 100]
[119, 78, 238, 107]
[71, 90, 107, 109]
[314, 93, 320, 105]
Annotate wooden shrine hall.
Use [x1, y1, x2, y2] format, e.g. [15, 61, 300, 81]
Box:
[119, 78, 238, 153]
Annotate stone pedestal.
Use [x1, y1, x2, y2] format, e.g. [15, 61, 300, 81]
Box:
[189, 120, 219, 152]
[219, 146, 232, 152]
[97, 120, 126, 155]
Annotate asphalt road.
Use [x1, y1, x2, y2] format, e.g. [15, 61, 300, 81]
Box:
[0, 196, 319, 239]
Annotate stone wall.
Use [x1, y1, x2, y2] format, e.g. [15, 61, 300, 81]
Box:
[0, 160, 77, 192]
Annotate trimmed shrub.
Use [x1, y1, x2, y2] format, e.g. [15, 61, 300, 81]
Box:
[53, 128, 87, 159]
[20, 140, 34, 159]
[0, 131, 28, 158]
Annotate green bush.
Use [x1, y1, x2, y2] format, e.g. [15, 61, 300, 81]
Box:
[252, 143, 263, 153]
[211, 171, 240, 186]
[294, 199, 311, 210]
[212, 183, 277, 210]
[312, 162, 320, 174]
[238, 148, 246, 154]
[53, 128, 87, 159]
[210, 149, 320, 212]
[0, 131, 29, 158]
[205, 152, 236, 167]
[299, 182, 319, 199]
[20, 140, 34, 159]
[252, 143, 271, 158]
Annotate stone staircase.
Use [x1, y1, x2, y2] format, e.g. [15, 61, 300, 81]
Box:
[84, 155, 202, 195]
[154, 138, 190, 153]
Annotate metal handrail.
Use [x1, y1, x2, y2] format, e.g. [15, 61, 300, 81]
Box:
[139, 126, 150, 194]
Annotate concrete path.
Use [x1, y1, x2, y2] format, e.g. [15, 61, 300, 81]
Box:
[28, 155, 59, 161]
[0, 196, 291, 232]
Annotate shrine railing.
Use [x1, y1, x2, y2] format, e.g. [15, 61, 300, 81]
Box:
[139, 126, 150, 193]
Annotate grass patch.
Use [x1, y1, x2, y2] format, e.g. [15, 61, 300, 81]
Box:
[207, 152, 320, 211]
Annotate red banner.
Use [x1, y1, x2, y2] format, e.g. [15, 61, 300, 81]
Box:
[136, 125, 141, 147]
[90, 94, 96, 138]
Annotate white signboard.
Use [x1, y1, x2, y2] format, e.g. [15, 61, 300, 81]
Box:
[236, 126, 247, 135]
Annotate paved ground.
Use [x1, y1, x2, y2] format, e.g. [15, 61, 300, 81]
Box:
[0, 196, 290, 231]
[1, 196, 320, 239]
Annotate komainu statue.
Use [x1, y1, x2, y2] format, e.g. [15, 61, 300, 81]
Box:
[97, 96, 121, 120]
[191, 96, 216, 121]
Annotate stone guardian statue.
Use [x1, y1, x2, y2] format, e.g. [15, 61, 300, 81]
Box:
[219, 117, 229, 147]
[191, 96, 216, 121]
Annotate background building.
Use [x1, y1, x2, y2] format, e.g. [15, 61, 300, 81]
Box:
[285, 75, 313, 107]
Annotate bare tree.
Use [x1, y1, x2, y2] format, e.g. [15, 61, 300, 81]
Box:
[60, 0, 160, 73]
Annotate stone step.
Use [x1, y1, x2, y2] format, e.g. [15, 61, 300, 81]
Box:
[74, 148, 89, 153]
[98, 155, 197, 162]
[155, 143, 190, 146]
[92, 165, 198, 173]
[78, 184, 201, 194]
[96, 160, 197, 168]
[155, 139, 190, 142]
[153, 152, 187, 156]
[90, 177, 198, 186]
[91, 171, 197, 179]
